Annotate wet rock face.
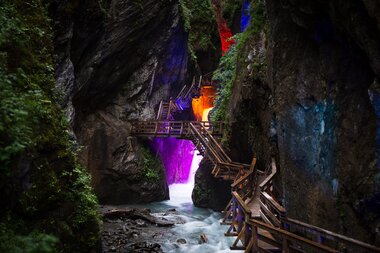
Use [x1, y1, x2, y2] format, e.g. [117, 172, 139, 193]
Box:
[54, 0, 188, 204]
[192, 159, 231, 211]
[227, 0, 380, 243]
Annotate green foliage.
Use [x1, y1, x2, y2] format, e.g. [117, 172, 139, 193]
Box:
[0, 223, 58, 253]
[211, 43, 237, 121]
[211, 0, 267, 123]
[141, 146, 161, 181]
[221, 0, 242, 27]
[179, 0, 218, 60]
[0, 1, 100, 252]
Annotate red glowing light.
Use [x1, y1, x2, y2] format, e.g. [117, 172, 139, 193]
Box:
[218, 19, 235, 55]
[212, 0, 235, 55]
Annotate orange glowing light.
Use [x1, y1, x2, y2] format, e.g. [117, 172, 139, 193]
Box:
[192, 85, 216, 121]
[202, 107, 213, 121]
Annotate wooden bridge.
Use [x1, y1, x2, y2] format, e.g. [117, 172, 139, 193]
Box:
[131, 120, 224, 139]
[131, 93, 380, 252]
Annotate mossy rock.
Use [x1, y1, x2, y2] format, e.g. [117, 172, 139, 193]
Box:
[0, 1, 100, 252]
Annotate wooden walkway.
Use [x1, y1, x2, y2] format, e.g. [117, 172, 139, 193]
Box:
[131, 97, 380, 253]
[131, 121, 224, 139]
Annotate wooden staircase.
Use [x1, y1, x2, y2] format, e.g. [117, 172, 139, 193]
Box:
[155, 76, 202, 121]
[130, 80, 380, 253]
[156, 100, 178, 121]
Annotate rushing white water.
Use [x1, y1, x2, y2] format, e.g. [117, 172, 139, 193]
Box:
[128, 149, 240, 252]
[166, 150, 201, 206]
[152, 151, 238, 253]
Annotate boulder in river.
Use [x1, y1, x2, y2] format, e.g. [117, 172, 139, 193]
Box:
[176, 238, 187, 244]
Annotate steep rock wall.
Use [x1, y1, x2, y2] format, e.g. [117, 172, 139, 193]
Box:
[54, 0, 190, 204]
[225, 0, 380, 244]
[0, 1, 100, 252]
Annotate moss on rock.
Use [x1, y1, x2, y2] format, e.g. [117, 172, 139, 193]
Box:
[0, 1, 100, 252]
[179, 0, 220, 61]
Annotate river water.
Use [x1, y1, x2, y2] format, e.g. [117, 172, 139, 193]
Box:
[138, 152, 239, 253]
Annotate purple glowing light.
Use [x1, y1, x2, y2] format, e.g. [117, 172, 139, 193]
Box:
[151, 138, 195, 184]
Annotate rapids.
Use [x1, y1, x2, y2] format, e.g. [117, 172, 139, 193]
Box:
[138, 151, 239, 253]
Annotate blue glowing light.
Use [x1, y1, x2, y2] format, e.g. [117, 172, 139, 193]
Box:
[158, 26, 188, 86]
[240, 0, 251, 32]
[175, 97, 192, 110]
[281, 100, 336, 178]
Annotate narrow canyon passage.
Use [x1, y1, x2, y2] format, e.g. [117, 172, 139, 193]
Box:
[2, 0, 380, 253]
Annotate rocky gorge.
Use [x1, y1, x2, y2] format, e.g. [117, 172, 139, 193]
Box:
[1, 0, 380, 252]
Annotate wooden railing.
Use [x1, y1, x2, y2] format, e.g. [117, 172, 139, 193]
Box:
[231, 158, 257, 201]
[259, 159, 286, 227]
[156, 99, 180, 120]
[282, 218, 380, 253]
[246, 217, 340, 253]
[228, 189, 343, 253]
[221, 158, 258, 225]
[188, 122, 252, 181]
[254, 159, 380, 253]
[176, 76, 200, 101]
[132, 100, 380, 252]
[131, 121, 224, 138]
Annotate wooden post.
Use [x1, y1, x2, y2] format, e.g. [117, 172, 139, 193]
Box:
[154, 122, 158, 136]
[180, 122, 184, 136]
[252, 225, 258, 253]
[167, 101, 172, 120]
[244, 222, 251, 247]
[282, 237, 289, 253]
[157, 101, 163, 120]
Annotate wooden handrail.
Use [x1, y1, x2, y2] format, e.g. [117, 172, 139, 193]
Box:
[231, 186, 338, 253]
[232, 191, 251, 215]
[283, 218, 380, 252]
[259, 158, 277, 190]
[218, 161, 246, 170]
[197, 123, 231, 163]
[231, 171, 252, 189]
[176, 84, 189, 100]
[261, 191, 286, 214]
[231, 165, 255, 188]
[246, 219, 339, 253]
[132, 113, 380, 252]
[189, 123, 223, 164]
[156, 100, 163, 120]
[257, 159, 380, 252]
